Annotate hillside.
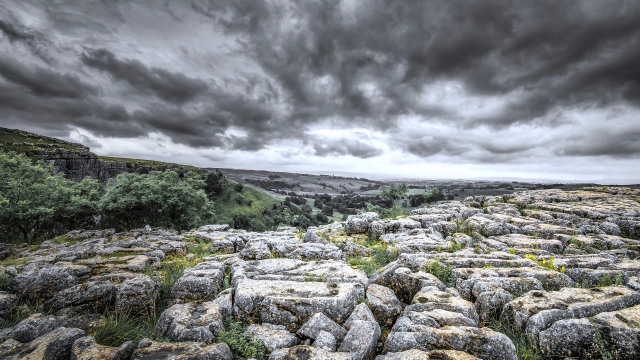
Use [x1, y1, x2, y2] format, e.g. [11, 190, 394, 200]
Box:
[0, 127, 200, 182]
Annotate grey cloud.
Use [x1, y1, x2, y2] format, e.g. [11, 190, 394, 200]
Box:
[0, 56, 97, 98]
[81, 48, 208, 104]
[312, 137, 382, 159]
[559, 128, 640, 158]
[0, 18, 53, 63]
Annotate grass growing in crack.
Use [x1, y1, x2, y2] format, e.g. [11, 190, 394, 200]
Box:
[158, 256, 200, 310]
[218, 318, 267, 360]
[447, 241, 463, 252]
[0, 299, 48, 329]
[488, 319, 546, 360]
[525, 254, 563, 272]
[347, 245, 399, 276]
[90, 312, 159, 347]
[358, 296, 369, 305]
[188, 241, 211, 259]
[424, 260, 454, 287]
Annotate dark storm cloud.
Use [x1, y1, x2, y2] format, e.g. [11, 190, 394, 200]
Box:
[0, 18, 53, 63]
[2, 0, 640, 163]
[205, 0, 640, 133]
[0, 56, 97, 98]
[81, 49, 208, 104]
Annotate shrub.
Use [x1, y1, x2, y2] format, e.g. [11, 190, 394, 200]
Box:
[234, 183, 244, 192]
[425, 260, 454, 287]
[218, 318, 267, 360]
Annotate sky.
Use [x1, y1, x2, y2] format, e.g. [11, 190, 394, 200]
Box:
[0, 1, 639, 183]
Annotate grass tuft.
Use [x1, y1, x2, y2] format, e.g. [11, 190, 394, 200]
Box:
[347, 245, 399, 276]
[424, 260, 454, 287]
[488, 318, 546, 360]
[90, 312, 158, 347]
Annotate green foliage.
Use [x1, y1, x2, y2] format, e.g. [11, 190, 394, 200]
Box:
[525, 254, 559, 272]
[488, 319, 545, 360]
[211, 180, 281, 225]
[0, 151, 102, 243]
[423, 187, 445, 203]
[571, 238, 585, 249]
[508, 248, 517, 255]
[379, 183, 408, 206]
[158, 256, 200, 310]
[188, 241, 211, 259]
[218, 318, 267, 360]
[99, 170, 215, 231]
[347, 245, 400, 276]
[91, 312, 157, 347]
[599, 274, 613, 287]
[358, 296, 369, 305]
[447, 241, 463, 253]
[424, 260, 454, 287]
[577, 279, 591, 288]
[365, 203, 404, 219]
[615, 272, 624, 285]
[0, 273, 11, 291]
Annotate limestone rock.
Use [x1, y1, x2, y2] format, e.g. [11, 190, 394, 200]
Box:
[115, 275, 160, 315]
[171, 261, 225, 303]
[0, 292, 18, 320]
[384, 326, 516, 360]
[11, 263, 78, 300]
[312, 330, 336, 352]
[71, 336, 135, 360]
[366, 284, 402, 326]
[338, 320, 381, 360]
[376, 349, 480, 359]
[131, 340, 232, 360]
[269, 345, 354, 360]
[0, 327, 85, 360]
[245, 323, 298, 353]
[297, 313, 348, 343]
[234, 279, 364, 331]
[155, 298, 229, 343]
[344, 303, 377, 330]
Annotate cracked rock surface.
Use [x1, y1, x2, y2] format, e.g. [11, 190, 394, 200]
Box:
[0, 187, 639, 359]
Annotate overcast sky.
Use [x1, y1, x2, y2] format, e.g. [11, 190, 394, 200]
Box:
[1, 1, 639, 182]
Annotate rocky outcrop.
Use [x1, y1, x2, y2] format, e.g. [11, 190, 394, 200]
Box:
[0, 187, 639, 359]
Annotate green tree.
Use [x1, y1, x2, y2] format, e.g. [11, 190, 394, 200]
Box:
[57, 177, 104, 232]
[0, 151, 72, 243]
[99, 171, 215, 231]
[423, 187, 445, 203]
[379, 182, 408, 206]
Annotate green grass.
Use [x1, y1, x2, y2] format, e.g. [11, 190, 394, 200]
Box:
[424, 260, 455, 287]
[90, 312, 160, 347]
[0, 127, 85, 151]
[525, 254, 562, 272]
[488, 319, 546, 360]
[50, 236, 87, 246]
[0, 256, 33, 266]
[98, 156, 200, 171]
[218, 318, 267, 360]
[347, 245, 400, 276]
[211, 180, 281, 222]
[102, 251, 136, 258]
[0, 299, 47, 329]
[188, 242, 212, 259]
